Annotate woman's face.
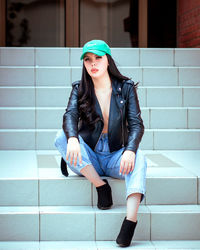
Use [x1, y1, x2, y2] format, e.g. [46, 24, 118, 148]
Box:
[83, 52, 109, 79]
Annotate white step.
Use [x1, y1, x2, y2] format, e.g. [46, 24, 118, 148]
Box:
[0, 240, 200, 250]
[1, 47, 200, 67]
[92, 48, 200, 67]
[0, 86, 200, 107]
[0, 107, 200, 129]
[1, 166, 197, 206]
[0, 150, 199, 206]
[1, 128, 200, 150]
[0, 206, 39, 241]
[1, 66, 200, 86]
[0, 205, 200, 241]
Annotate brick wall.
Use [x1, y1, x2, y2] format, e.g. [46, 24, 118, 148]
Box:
[177, 0, 200, 47]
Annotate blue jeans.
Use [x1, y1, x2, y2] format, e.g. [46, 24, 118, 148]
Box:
[54, 129, 147, 203]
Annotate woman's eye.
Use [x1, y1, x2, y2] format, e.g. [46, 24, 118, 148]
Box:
[84, 56, 101, 62]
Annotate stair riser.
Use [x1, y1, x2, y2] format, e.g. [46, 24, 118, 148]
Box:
[0, 180, 38, 206]
[0, 177, 199, 206]
[1, 108, 200, 129]
[1, 130, 200, 150]
[151, 213, 200, 240]
[1, 48, 200, 67]
[1, 87, 200, 107]
[40, 213, 95, 241]
[1, 67, 200, 86]
[0, 207, 200, 241]
[0, 213, 39, 241]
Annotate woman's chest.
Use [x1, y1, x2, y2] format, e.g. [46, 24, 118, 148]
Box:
[95, 90, 112, 120]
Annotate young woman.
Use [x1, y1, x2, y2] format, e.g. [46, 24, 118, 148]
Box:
[54, 39, 147, 247]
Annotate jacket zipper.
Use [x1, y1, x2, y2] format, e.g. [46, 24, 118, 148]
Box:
[120, 108, 125, 147]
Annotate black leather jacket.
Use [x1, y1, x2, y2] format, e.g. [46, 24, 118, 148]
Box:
[62, 77, 144, 154]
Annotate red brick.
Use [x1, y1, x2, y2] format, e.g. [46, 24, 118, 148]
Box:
[177, 0, 200, 47]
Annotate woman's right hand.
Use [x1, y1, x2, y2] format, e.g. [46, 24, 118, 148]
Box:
[66, 137, 82, 167]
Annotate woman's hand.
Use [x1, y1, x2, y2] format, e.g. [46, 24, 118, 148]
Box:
[66, 137, 82, 167]
[120, 150, 136, 175]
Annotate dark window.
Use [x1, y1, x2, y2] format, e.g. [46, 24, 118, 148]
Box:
[80, 0, 136, 47]
[6, 0, 65, 47]
[148, 0, 177, 48]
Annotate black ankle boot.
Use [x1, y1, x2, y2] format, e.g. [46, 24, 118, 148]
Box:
[60, 157, 69, 177]
[116, 217, 138, 247]
[96, 179, 113, 210]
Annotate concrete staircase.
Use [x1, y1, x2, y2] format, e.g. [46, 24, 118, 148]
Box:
[0, 47, 200, 249]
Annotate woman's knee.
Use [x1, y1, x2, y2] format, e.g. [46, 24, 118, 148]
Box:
[54, 129, 67, 147]
[136, 148, 147, 166]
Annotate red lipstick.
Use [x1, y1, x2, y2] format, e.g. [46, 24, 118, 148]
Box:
[91, 68, 99, 73]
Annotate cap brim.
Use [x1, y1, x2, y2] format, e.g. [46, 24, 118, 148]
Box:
[80, 50, 106, 60]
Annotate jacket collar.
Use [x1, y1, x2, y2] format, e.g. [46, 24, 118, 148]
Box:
[111, 76, 123, 96]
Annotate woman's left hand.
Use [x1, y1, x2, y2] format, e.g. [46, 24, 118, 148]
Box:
[120, 150, 136, 175]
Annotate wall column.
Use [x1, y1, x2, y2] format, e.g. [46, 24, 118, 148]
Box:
[0, 0, 6, 46]
[65, 0, 79, 47]
[138, 0, 148, 47]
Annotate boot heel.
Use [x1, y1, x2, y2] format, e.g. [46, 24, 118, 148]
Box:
[116, 217, 137, 247]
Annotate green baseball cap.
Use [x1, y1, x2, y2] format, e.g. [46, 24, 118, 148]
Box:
[80, 39, 111, 60]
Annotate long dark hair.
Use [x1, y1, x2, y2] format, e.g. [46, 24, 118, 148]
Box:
[78, 54, 139, 130]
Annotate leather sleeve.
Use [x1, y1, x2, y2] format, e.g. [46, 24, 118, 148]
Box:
[62, 83, 80, 142]
[124, 83, 145, 153]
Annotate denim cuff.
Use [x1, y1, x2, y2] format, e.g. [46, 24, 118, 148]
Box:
[126, 188, 146, 202]
[66, 156, 93, 172]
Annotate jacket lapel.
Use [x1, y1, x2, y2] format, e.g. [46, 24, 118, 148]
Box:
[94, 93, 104, 119]
[94, 77, 126, 125]
[109, 79, 126, 136]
